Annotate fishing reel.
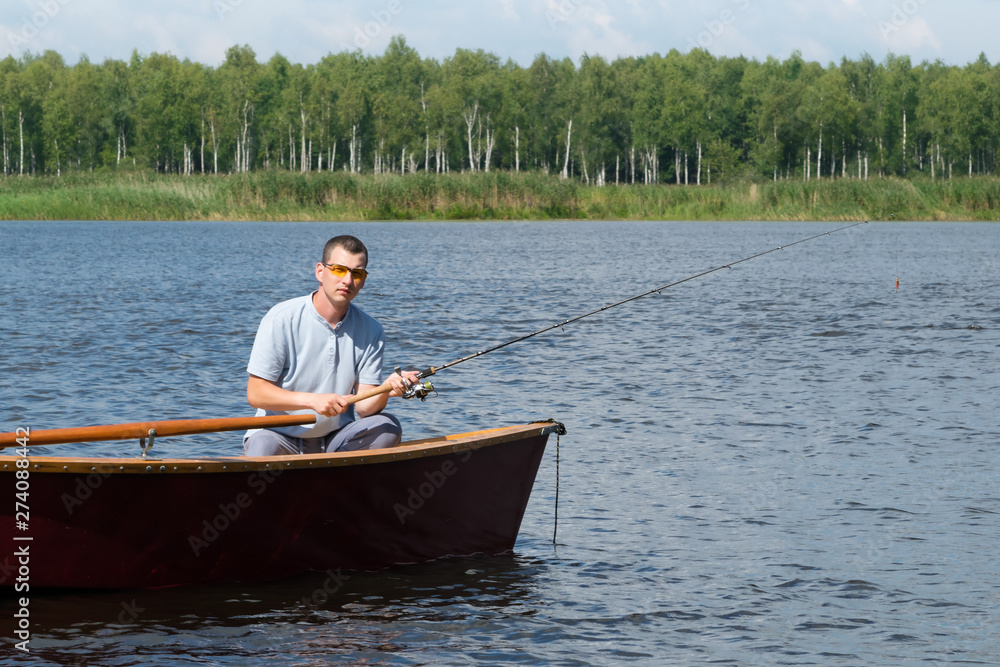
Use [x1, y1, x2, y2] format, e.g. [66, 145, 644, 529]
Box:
[395, 366, 437, 402]
[403, 380, 436, 401]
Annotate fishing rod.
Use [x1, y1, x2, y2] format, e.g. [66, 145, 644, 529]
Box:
[400, 220, 870, 399]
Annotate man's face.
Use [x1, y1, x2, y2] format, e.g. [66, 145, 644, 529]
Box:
[316, 246, 368, 308]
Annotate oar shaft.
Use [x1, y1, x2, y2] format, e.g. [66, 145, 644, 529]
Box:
[0, 414, 317, 448]
[0, 385, 395, 448]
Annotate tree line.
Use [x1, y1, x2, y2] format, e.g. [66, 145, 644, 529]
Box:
[2, 37, 997, 184]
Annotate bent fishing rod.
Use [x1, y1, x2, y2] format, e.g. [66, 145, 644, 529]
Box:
[399, 220, 870, 400]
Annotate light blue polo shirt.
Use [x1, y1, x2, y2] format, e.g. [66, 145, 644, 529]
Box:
[245, 293, 386, 438]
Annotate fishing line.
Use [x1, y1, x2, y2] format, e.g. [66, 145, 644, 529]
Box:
[411, 220, 872, 382]
[553, 428, 561, 545]
[891, 214, 899, 291]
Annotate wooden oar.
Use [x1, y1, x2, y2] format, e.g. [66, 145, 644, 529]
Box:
[0, 384, 394, 448]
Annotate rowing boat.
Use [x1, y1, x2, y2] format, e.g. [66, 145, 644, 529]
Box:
[0, 420, 563, 589]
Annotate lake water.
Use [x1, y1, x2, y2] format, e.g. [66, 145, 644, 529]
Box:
[1, 219, 998, 665]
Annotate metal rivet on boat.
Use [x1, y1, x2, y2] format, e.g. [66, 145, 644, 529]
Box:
[223, 465, 227, 470]
[63, 466, 68, 471]
[159, 466, 166, 472]
[146, 466, 152, 472]
[173, 467, 178, 471]
[197, 466, 203, 471]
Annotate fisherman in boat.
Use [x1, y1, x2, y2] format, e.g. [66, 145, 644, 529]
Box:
[243, 235, 418, 456]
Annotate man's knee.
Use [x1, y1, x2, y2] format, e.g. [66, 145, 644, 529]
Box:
[332, 414, 402, 452]
[244, 430, 298, 456]
[369, 414, 403, 449]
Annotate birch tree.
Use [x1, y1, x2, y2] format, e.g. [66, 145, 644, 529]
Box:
[322, 52, 370, 173]
[444, 48, 502, 171]
[218, 45, 262, 173]
[0, 56, 24, 175]
[42, 64, 75, 175]
[526, 54, 560, 174]
[873, 54, 918, 176]
[371, 36, 424, 174]
[631, 64, 660, 183]
[498, 60, 530, 172]
[577, 54, 629, 185]
[18, 51, 66, 175]
[422, 69, 459, 174]
[98, 57, 134, 168]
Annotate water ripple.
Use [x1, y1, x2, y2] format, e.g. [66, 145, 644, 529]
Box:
[1, 220, 998, 665]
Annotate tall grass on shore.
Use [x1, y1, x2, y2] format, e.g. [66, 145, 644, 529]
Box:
[3, 170, 1000, 221]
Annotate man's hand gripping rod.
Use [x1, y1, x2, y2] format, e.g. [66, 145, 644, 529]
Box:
[395, 366, 437, 401]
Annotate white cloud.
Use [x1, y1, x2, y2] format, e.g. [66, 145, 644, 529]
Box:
[495, 0, 520, 22]
[131, 14, 182, 57]
[878, 15, 942, 53]
[0, 0, 996, 67]
[539, 0, 647, 60]
[836, 0, 871, 19]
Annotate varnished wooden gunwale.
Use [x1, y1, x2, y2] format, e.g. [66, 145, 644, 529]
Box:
[0, 422, 561, 474]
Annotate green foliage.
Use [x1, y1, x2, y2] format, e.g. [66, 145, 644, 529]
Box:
[3, 46, 1000, 187]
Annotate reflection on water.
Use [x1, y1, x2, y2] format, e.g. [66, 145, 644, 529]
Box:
[1, 220, 998, 665]
[15, 554, 544, 664]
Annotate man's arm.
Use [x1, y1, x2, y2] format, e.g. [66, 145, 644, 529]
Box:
[247, 374, 350, 417]
[354, 371, 421, 417]
[353, 383, 389, 418]
[248, 371, 420, 418]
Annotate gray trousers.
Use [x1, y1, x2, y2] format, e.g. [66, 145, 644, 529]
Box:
[243, 413, 402, 456]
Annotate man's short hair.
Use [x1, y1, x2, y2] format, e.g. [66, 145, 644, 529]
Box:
[323, 235, 369, 266]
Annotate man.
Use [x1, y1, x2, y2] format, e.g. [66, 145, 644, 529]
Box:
[243, 235, 416, 456]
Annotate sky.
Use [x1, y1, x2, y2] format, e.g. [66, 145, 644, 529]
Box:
[1, 0, 996, 68]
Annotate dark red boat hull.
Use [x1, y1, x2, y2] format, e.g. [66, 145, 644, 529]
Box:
[0, 424, 555, 589]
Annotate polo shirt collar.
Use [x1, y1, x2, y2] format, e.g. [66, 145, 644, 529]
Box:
[309, 291, 354, 331]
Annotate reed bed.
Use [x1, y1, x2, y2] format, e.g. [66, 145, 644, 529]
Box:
[2, 170, 1000, 221]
